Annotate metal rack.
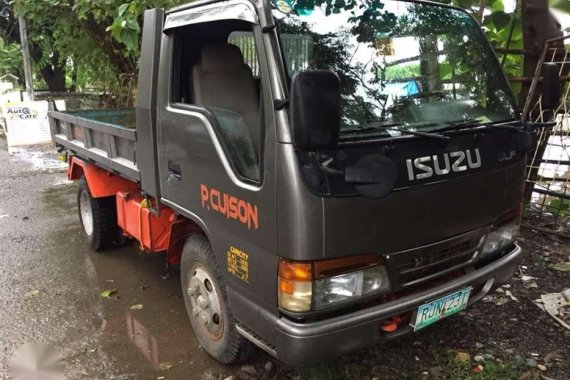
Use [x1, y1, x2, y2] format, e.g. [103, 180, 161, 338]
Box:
[523, 35, 570, 232]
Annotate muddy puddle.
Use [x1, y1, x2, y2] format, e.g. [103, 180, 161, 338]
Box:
[39, 193, 237, 379]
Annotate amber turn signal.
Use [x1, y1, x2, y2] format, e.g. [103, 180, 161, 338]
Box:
[278, 255, 390, 313]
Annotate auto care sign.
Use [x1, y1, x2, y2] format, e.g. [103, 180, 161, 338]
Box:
[3, 101, 51, 147]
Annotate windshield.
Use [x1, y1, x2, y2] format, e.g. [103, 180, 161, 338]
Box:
[271, 0, 518, 137]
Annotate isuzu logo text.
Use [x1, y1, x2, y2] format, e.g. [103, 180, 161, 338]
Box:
[405, 149, 481, 181]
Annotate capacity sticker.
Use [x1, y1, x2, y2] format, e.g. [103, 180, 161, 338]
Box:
[227, 246, 249, 283]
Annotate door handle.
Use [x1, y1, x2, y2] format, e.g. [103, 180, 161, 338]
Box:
[167, 160, 181, 182]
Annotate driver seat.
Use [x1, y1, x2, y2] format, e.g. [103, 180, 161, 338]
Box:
[191, 43, 260, 153]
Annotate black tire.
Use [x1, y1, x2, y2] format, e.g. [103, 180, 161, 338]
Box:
[77, 177, 118, 251]
[180, 234, 255, 364]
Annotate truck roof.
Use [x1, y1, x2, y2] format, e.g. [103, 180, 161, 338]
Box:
[166, 0, 254, 14]
[166, 0, 461, 15]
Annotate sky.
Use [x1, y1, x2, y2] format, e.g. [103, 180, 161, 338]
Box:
[502, 0, 570, 31]
[285, 0, 570, 34]
[552, 10, 569, 31]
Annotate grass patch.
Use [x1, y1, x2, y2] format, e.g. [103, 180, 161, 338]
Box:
[291, 348, 532, 380]
[435, 350, 529, 380]
[296, 360, 367, 380]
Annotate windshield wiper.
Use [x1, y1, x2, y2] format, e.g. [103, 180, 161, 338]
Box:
[342, 122, 450, 142]
[387, 127, 450, 142]
[341, 122, 403, 135]
[431, 118, 521, 133]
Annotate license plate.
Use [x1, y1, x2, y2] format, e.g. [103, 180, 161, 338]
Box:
[414, 287, 472, 331]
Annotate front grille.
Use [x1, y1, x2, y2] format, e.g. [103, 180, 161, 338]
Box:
[389, 228, 486, 288]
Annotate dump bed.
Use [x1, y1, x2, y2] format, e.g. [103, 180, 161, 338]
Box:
[49, 108, 140, 182]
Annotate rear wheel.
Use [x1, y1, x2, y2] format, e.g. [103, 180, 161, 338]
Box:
[180, 234, 254, 364]
[77, 177, 118, 251]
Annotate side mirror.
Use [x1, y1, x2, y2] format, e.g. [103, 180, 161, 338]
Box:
[290, 70, 341, 151]
[541, 63, 560, 110]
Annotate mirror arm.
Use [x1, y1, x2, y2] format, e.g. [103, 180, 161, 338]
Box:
[256, 0, 276, 32]
[274, 98, 288, 110]
[262, 24, 276, 33]
[525, 121, 557, 131]
[314, 153, 343, 175]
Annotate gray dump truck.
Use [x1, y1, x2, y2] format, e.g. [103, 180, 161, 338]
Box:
[49, 0, 560, 367]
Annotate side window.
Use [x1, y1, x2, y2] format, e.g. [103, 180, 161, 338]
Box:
[171, 21, 263, 183]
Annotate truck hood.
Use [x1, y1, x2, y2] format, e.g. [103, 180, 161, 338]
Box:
[321, 128, 526, 257]
[276, 128, 527, 264]
[322, 158, 524, 257]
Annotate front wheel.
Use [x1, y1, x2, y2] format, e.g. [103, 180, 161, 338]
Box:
[77, 177, 118, 251]
[180, 234, 254, 364]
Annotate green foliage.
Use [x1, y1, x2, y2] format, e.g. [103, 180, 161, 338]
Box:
[432, 0, 524, 96]
[7, 0, 188, 91]
[551, 0, 570, 13]
[546, 198, 570, 217]
[77, 0, 183, 56]
[385, 63, 420, 81]
[105, 3, 142, 54]
[435, 0, 568, 99]
[0, 39, 23, 80]
[291, 0, 539, 102]
[440, 350, 528, 380]
[3, 0, 570, 93]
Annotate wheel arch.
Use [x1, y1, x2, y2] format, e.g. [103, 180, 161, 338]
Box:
[166, 214, 209, 266]
[68, 156, 139, 198]
[161, 198, 214, 266]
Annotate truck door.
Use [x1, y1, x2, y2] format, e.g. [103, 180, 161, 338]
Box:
[155, 1, 279, 322]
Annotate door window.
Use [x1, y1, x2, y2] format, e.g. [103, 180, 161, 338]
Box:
[170, 20, 263, 182]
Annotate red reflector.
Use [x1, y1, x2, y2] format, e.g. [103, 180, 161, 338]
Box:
[380, 315, 402, 332]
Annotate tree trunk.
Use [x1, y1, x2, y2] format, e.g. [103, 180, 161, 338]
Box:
[419, 35, 441, 92]
[520, 0, 563, 107]
[40, 64, 67, 92]
[0, 16, 67, 92]
[70, 59, 78, 92]
[521, 0, 564, 202]
[30, 48, 67, 92]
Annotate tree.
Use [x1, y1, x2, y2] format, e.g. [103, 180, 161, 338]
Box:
[520, 0, 565, 107]
[0, 0, 186, 92]
[0, 1, 64, 90]
[434, 0, 568, 105]
[1, 0, 568, 95]
[0, 39, 23, 79]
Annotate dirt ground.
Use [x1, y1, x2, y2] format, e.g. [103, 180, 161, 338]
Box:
[0, 141, 568, 380]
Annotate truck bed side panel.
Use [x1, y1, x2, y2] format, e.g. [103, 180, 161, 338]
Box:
[49, 109, 140, 182]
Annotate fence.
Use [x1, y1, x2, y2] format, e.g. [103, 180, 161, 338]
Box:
[33, 74, 138, 111]
[229, 32, 313, 76]
[34, 91, 104, 111]
[523, 34, 570, 233]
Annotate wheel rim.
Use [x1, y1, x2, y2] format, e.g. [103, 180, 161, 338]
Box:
[79, 190, 94, 236]
[187, 263, 224, 341]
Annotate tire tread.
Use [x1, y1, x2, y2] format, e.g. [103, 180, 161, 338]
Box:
[78, 177, 118, 251]
[181, 234, 255, 364]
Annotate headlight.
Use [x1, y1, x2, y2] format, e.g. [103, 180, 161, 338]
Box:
[314, 265, 390, 309]
[278, 255, 391, 312]
[481, 220, 519, 256]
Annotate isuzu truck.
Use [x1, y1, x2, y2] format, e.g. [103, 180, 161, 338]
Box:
[49, 0, 560, 366]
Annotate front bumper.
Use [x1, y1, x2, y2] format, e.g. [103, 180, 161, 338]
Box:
[270, 243, 522, 366]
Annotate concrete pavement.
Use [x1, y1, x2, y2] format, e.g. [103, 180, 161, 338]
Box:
[0, 141, 237, 379]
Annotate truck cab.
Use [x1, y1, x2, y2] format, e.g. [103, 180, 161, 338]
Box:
[50, 0, 532, 367]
